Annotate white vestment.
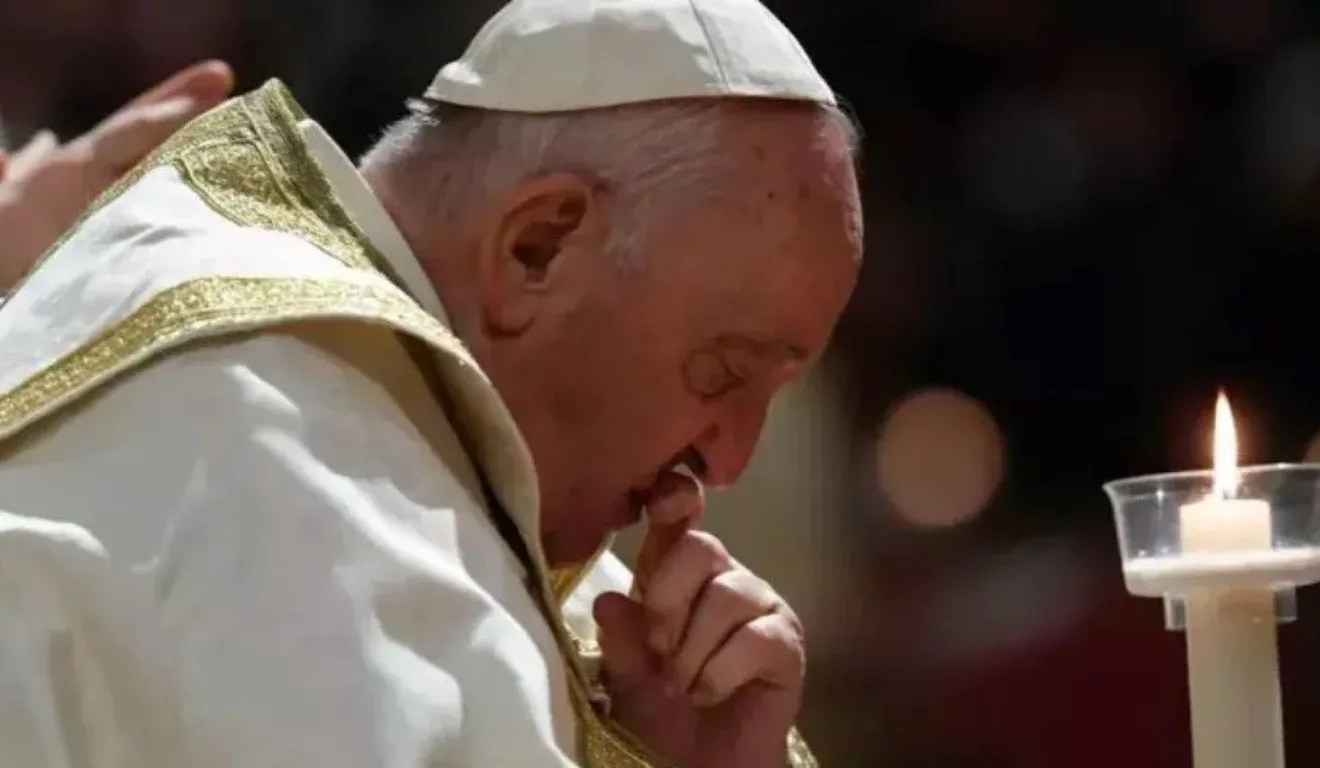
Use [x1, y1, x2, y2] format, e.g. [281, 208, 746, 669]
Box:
[0, 81, 669, 768]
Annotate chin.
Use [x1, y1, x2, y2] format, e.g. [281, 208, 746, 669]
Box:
[543, 527, 611, 568]
[542, 500, 637, 567]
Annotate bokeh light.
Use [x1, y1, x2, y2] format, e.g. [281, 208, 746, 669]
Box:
[876, 387, 1005, 529]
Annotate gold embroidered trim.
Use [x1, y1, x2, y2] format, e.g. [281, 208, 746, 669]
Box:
[787, 727, 819, 768]
[1, 82, 379, 300]
[550, 538, 612, 604]
[0, 276, 463, 439]
[550, 566, 588, 603]
[116, 83, 375, 272]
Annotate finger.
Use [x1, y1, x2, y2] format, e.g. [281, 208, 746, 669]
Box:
[7, 130, 59, 180]
[121, 59, 235, 111]
[89, 62, 235, 172]
[86, 97, 201, 177]
[0, 151, 8, 181]
[689, 613, 804, 707]
[593, 591, 657, 693]
[641, 530, 732, 655]
[646, 471, 705, 527]
[668, 569, 778, 693]
[632, 472, 704, 596]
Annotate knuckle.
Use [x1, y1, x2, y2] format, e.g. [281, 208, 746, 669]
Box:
[712, 567, 780, 613]
[686, 531, 730, 567]
[50, 148, 100, 190]
[643, 594, 688, 632]
[766, 617, 806, 675]
[697, 659, 736, 698]
[647, 602, 685, 635]
[752, 614, 803, 663]
[707, 570, 761, 614]
[641, 583, 681, 620]
[672, 652, 702, 686]
[707, 568, 743, 596]
[777, 601, 804, 638]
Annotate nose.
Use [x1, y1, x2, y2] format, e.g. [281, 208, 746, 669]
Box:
[692, 397, 772, 488]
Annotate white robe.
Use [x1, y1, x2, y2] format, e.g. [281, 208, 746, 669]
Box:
[0, 83, 637, 767]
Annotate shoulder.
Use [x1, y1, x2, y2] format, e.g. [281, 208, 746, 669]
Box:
[107, 324, 429, 446]
[0, 335, 574, 767]
[128, 324, 486, 512]
[0, 323, 441, 491]
[0, 162, 374, 404]
[1, 323, 513, 567]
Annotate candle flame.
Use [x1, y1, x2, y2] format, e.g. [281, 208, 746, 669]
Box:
[1212, 391, 1239, 498]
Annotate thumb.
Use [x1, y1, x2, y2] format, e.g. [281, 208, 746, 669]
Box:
[593, 591, 656, 692]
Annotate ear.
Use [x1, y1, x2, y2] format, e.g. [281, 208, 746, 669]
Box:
[478, 173, 599, 336]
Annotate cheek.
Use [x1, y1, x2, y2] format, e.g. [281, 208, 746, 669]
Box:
[563, 352, 700, 469]
[558, 298, 707, 469]
[729, 374, 801, 447]
[732, 389, 776, 444]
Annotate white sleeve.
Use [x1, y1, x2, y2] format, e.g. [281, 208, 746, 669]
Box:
[0, 332, 579, 768]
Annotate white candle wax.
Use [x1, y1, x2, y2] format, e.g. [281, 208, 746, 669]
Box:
[1179, 496, 1284, 768]
[1180, 497, 1272, 553]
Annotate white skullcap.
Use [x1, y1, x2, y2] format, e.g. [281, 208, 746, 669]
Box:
[424, 0, 835, 113]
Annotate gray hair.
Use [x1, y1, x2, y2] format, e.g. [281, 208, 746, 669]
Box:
[360, 98, 859, 266]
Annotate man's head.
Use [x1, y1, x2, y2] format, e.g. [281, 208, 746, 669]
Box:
[361, 96, 861, 565]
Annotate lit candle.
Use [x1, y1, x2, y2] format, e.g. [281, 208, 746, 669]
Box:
[1178, 392, 1284, 768]
[1180, 394, 1272, 554]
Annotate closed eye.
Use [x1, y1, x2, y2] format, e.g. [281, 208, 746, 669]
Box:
[684, 335, 808, 401]
[685, 352, 746, 400]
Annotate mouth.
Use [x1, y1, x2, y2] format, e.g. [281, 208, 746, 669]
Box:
[624, 459, 705, 528]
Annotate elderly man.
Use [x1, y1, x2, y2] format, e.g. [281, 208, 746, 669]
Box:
[0, 0, 861, 766]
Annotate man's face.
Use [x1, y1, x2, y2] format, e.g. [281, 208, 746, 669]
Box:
[472, 109, 861, 565]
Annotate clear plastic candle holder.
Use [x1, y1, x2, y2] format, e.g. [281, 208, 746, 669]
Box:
[1104, 463, 1320, 629]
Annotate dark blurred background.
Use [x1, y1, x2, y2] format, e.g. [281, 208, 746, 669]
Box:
[8, 0, 1320, 765]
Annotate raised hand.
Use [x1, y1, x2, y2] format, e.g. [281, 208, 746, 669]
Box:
[595, 473, 806, 768]
[0, 60, 234, 291]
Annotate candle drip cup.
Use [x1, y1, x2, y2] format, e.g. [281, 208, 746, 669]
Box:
[1104, 462, 1320, 768]
[1105, 463, 1320, 611]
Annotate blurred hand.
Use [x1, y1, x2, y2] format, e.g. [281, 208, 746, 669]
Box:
[594, 473, 806, 768]
[0, 60, 233, 292]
